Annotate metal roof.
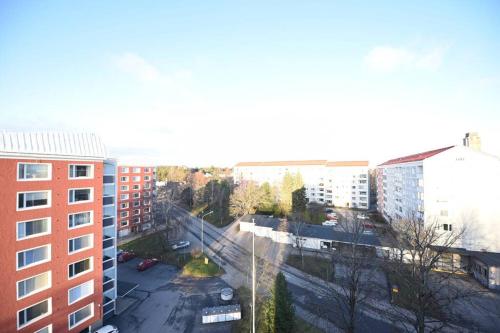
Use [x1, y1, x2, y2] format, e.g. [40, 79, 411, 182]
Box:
[378, 146, 454, 167]
[0, 131, 108, 159]
[202, 304, 241, 316]
[240, 214, 381, 247]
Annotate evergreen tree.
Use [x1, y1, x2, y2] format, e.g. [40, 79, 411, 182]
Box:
[274, 272, 295, 333]
[292, 186, 307, 213]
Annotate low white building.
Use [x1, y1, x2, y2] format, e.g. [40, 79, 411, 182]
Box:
[233, 160, 370, 209]
[377, 144, 500, 252]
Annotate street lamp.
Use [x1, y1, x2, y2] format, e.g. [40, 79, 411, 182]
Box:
[201, 210, 213, 254]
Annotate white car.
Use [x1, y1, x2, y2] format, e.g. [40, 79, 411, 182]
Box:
[357, 214, 369, 220]
[322, 221, 338, 226]
[95, 325, 119, 333]
[172, 241, 190, 250]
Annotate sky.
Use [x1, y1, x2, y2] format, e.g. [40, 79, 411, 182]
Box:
[1, 1, 499, 167]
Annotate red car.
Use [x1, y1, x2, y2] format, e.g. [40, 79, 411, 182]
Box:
[137, 258, 158, 271]
[118, 251, 135, 263]
[363, 223, 375, 229]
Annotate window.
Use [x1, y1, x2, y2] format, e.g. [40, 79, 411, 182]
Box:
[132, 184, 140, 190]
[34, 324, 52, 333]
[69, 234, 93, 254]
[144, 207, 150, 213]
[68, 257, 93, 279]
[17, 298, 51, 330]
[133, 192, 140, 199]
[143, 199, 151, 205]
[69, 165, 93, 179]
[68, 303, 94, 329]
[120, 185, 129, 191]
[69, 188, 92, 203]
[133, 217, 141, 224]
[132, 167, 141, 173]
[17, 218, 51, 240]
[144, 176, 151, 181]
[144, 183, 151, 189]
[69, 211, 93, 229]
[68, 280, 94, 305]
[133, 209, 140, 216]
[133, 201, 140, 207]
[17, 245, 51, 270]
[120, 211, 129, 218]
[144, 167, 151, 173]
[120, 202, 129, 209]
[120, 220, 129, 227]
[443, 224, 453, 231]
[17, 271, 51, 300]
[132, 176, 141, 182]
[18, 163, 51, 181]
[121, 167, 129, 173]
[120, 176, 129, 182]
[143, 191, 150, 198]
[120, 194, 129, 200]
[17, 191, 51, 210]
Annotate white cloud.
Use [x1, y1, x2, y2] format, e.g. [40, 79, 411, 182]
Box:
[115, 52, 161, 82]
[365, 45, 448, 72]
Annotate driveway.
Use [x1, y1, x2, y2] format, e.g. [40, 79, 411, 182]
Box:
[108, 258, 236, 333]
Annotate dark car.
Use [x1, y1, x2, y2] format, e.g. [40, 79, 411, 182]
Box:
[137, 258, 158, 271]
[118, 251, 135, 263]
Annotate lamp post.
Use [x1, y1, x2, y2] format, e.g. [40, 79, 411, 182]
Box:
[201, 210, 213, 254]
[252, 218, 255, 333]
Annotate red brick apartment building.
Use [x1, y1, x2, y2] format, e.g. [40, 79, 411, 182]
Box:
[117, 166, 156, 237]
[0, 132, 118, 333]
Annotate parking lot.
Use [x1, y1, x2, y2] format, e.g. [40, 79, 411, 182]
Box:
[107, 258, 236, 333]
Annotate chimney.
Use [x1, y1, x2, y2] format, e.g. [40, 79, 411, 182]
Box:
[463, 132, 481, 151]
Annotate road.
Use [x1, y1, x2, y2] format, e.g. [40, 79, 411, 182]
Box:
[168, 205, 402, 333]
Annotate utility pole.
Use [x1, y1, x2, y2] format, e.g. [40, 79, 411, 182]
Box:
[252, 218, 256, 333]
[201, 210, 213, 254]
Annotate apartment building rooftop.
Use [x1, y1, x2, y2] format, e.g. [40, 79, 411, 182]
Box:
[378, 146, 455, 166]
[0, 131, 107, 159]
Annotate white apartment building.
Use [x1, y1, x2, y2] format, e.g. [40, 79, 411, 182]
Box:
[233, 160, 370, 209]
[377, 145, 500, 252]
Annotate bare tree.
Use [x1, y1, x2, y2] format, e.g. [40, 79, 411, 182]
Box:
[383, 215, 484, 333]
[156, 183, 181, 250]
[328, 216, 379, 333]
[291, 218, 307, 270]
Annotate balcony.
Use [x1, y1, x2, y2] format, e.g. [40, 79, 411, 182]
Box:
[103, 216, 114, 228]
[103, 256, 114, 271]
[103, 175, 115, 184]
[103, 196, 114, 206]
[103, 297, 115, 318]
[103, 236, 114, 250]
[103, 276, 114, 292]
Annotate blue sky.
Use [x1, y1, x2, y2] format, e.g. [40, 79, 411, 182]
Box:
[1, 1, 499, 166]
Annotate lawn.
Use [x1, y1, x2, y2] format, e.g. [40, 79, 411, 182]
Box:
[119, 232, 191, 268]
[286, 254, 334, 282]
[181, 254, 224, 277]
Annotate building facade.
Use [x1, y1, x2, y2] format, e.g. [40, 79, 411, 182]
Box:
[117, 166, 156, 238]
[0, 132, 117, 333]
[377, 144, 500, 252]
[233, 160, 370, 209]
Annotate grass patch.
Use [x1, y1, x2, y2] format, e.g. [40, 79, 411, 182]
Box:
[286, 254, 334, 282]
[190, 203, 234, 228]
[181, 253, 224, 277]
[119, 232, 191, 268]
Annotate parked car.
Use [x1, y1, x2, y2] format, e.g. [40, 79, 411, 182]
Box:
[357, 214, 369, 220]
[172, 240, 191, 250]
[118, 250, 135, 263]
[322, 221, 338, 226]
[363, 230, 374, 235]
[95, 325, 119, 333]
[325, 208, 334, 213]
[137, 258, 158, 271]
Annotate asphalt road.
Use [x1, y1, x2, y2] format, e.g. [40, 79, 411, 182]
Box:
[167, 205, 401, 333]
